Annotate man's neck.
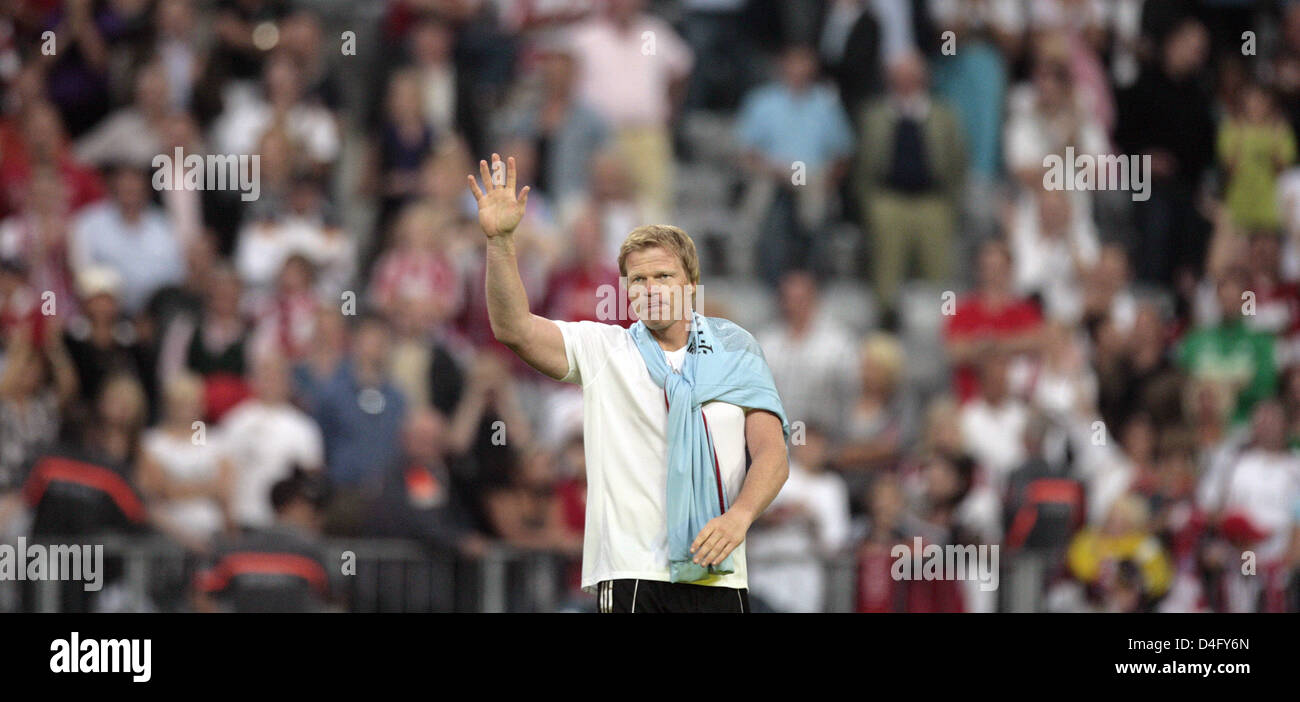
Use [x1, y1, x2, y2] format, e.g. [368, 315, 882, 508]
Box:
[650, 316, 691, 352]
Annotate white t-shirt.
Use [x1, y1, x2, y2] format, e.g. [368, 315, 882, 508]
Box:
[141, 429, 227, 543]
[217, 399, 325, 528]
[959, 397, 1029, 494]
[554, 320, 751, 592]
[745, 462, 850, 612]
[1200, 448, 1300, 562]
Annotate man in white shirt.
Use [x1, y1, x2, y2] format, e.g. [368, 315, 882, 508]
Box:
[468, 153, 788, 612]
[219, 353, 325, 528]
[959, 352, 1029, 497]
[757, 270, 860, 441]
[745, 423, 850, 612]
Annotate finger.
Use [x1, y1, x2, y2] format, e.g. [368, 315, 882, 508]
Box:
[491, 153, 502, 186]
[691, 525, 713, 553]
[694, 531, 723, 563]
[518, 185, 530, 210]
[714, 542, 736, 566]
[701, 538, 730, 566]
[506, 156, 517, 192]
[467, 174, 484, 201]
[479, 159, 492, 190]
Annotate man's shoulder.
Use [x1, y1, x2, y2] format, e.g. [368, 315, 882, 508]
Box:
[553, 318, 629, 340]
[705, 316, 761, 349]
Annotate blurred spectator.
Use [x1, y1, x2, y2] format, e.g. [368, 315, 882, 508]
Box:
[856, 50, 966, 318]
[1217, 81, 1296, 233]
[0, 167, 78, 315]
[62, 266, 153, 423]
[157, 264, 251, 422]
[36, 0, 114, 137]
[930, 3, 1011, 237]
[854, 472, 916, 612]
[945, 239, 1044, 402]
[0, 313, 77, 491]
[371, 68, 438, 227]
[0, 99, 105, 222]
[736, 44, 854, 285]
[1031, 321, 1098, 422]
[367, 406, 484, 556]
[680, 0, 756, 112]
[1066, 493, 1173, 612]
[277, 10, 342, 111]
[1177, 265, 1277, 424]
[248, 255, 321, 363]
[69, 164, 186, 314]
[960, 351, 1029, 497]
[368, 203, 464, 324]
[747, 423, 850, 612]
[483, 447, 582, 555]
[194, 466, 332, 613]
[210, 51, 339, 168]
[831, 332, 914, 503]
[446, 352, 536, 488]
[819, 0, 883, 123]
[1197, 400, 1300, 611]
[1115, 17, 1215, 286]
[567, 0, 693, 219]
[304, 312, 406, 531]
[539, 209, 623, 325]
[236, 173, 352, 304]
[219, 353, 323, 530]
[387, 291, 464, 415]
[73, 60, 170, 168]
[756, 270, 860, 442]
[499, 47, 609, 209]
[1007, 187, 1100, 324]
[153, 0, 202, 111]
[137, 372, 233, 552]
[405, 17, 461, 144]
[22, 373, 149, 539]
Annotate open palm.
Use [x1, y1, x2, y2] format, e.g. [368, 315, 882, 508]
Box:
[467, 153, 530, 238]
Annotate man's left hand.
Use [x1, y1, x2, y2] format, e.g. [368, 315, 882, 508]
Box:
[691, 511, 751, 567]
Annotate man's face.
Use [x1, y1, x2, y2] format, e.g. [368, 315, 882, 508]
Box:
[1252, 402, 1286, 451]
[112, 169, 149, 211]
[781, 48, 816, 90]
[253, 355, 291, 404]
[624, 246, 693, 331]
[779, 273, 816, 323]
[354, 322, 391, 365]
[978, 245, 1011, 292]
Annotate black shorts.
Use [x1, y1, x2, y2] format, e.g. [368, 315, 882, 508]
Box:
[597, 579, 749, 613]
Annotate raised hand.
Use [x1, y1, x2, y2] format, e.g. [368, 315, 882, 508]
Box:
[467, 153, 530, 239]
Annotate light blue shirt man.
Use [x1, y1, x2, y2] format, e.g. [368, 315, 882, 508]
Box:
[71, 201, 186, 313]
[736, 83, 854, 172]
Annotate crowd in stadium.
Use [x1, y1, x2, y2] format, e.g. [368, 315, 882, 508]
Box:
[1, 0, 1300, 613]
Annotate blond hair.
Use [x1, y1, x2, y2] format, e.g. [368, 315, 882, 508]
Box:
[617, 225, 700, 299]
[860, 332, 904, 385]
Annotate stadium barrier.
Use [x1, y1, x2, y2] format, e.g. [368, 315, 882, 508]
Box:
[0, 535, 1042, 612]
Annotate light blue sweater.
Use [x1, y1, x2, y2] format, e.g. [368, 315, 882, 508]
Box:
[628, 312, 790, 583]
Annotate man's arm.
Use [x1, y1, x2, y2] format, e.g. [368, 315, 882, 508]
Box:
[690, 409, 789, 567]
[469, 153, 570, 381]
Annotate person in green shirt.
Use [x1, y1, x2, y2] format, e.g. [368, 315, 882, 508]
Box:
[1218, 82, 1297, 233]
[1178, 267, 1278, 424]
